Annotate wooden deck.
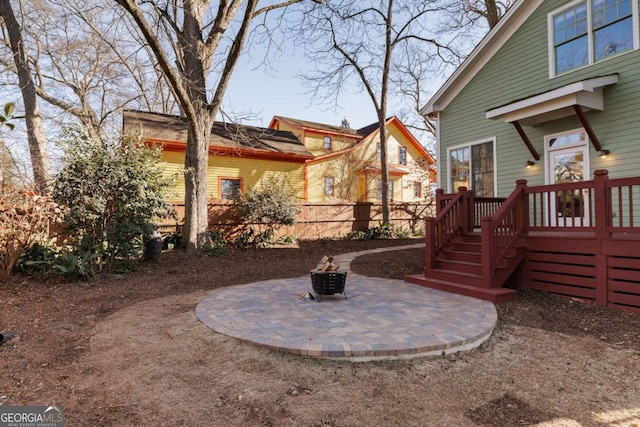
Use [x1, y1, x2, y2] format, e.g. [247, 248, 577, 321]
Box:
[408, 170, 640, 314]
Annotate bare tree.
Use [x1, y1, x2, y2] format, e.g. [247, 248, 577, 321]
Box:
[0, 1, 178, 141]
[115, 0, 315, 252]
[0, 0, 51, 193]
[298, 0, 456, 224]
[445, 0, 516, 30]
[395, 0, 516, 155]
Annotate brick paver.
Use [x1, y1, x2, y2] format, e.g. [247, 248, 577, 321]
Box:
[195, 244, 498, 361]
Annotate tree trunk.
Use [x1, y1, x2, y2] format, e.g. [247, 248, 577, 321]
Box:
[183, 111, 213, 253]
[0, 0, 51, 193]
[378, 114, 390, 225]
[378, 0, 393, 226]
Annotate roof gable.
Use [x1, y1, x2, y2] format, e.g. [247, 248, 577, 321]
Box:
[307, 117, 434, 165]
[269, 116, 361, 138]
[421, 0, 544, 116]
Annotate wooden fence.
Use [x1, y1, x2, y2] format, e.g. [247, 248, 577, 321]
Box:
[160, 200, 434, 239]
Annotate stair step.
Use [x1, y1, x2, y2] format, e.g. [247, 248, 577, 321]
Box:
[422, 268, 490, 287]
[455, 233, 482, 243]
[435, 259, 482, 275]
[405, 274, 518, 304]
[450, 241, 483, 253]
[441, 249, 482, 263]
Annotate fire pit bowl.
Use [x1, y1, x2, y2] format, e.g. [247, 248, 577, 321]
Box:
[309, 270, 348, 301]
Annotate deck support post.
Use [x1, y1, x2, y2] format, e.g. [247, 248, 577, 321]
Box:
[425, 217, 437, 270]
[481, 216, 494, 285]
[457, 187, 474, 234]
[594, 169, 610, 306]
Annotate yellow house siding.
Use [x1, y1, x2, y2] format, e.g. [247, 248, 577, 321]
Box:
[305, 125, 431, 203]
[208, 155, 305, 200]
[358, 124, 432, 202]
[160, 150, 305, 202]
[160, 151, 186, 202]
[304, 131, 356, 156]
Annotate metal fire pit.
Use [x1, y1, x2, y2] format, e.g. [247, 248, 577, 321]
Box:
[309, 270, 348, 301]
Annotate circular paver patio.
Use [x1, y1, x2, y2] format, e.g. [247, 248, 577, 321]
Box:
[195, 245, 498, 361]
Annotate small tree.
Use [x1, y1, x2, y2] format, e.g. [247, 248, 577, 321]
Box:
[52, 126, 175, 268]
[234, 175, 299, 241]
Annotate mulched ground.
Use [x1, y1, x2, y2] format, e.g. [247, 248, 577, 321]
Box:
[1, 237, 640, 426]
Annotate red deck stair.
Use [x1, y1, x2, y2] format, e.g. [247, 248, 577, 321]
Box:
[406, 232, 520, 303]
[405, 183, 528, 304]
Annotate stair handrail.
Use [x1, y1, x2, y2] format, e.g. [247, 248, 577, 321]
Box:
[482, 180, 528, 279]
[425, 187, 470, 269]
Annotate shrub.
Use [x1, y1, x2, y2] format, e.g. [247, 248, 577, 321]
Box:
[233, 175, 299, 241]
[0, 189, 65, 280]
[52, 126, 176, 271]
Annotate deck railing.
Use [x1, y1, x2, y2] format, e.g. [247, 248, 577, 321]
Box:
[605, 175, 640, 233]
[426, 188, 472, 269]
[482, 180, 527, 279]
[474, 197, 507, 228]
[434, 170, 640, 241]
[525, 170, 640, 236]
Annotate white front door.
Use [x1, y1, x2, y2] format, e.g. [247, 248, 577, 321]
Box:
[545, 129, 590, 226]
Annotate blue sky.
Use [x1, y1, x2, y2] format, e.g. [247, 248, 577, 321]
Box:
[225, 56, 378, 130]
[223, 49, 434, 132]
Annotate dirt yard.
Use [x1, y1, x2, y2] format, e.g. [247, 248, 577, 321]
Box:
[1, 238, 640, 426]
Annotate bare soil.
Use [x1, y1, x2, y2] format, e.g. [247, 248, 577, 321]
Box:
[1, 238, 639, 427]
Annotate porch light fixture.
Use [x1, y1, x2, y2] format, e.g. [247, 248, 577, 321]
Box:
[599, 149, 610, 159]
[526, 160, 535, 168]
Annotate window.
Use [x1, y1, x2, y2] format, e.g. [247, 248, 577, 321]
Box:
[220, 178, 241, 200]
[377, 180, 393, 200]
[550, 0, 636, 76]
[323, 136, 332, 150]
[399, 146, 407, 165]
[376, 143, 382, 162]
[413, 181, 422, 198]
[325, 176, 334, 196]
[448, 140, 495, 197]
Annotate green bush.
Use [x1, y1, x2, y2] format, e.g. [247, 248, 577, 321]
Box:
[233, 175, 299, 241]
[54, 247, 98, 281]
[52, 126, 176, 271]
[15, 240, 60, 276]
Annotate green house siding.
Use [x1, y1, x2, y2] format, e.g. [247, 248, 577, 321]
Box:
[440, 0, 640, 196]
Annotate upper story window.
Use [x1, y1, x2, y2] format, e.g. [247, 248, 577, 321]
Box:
[376, 143, 382, 162]
[550, 0, 637, 76]
[399, 146, 407, 165]
[323, 136, 332, 150]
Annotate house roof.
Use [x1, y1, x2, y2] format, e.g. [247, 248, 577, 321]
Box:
[123, 110, 313, 159]
[270, 116, 363, 137]
[421, 0, 544, 116]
